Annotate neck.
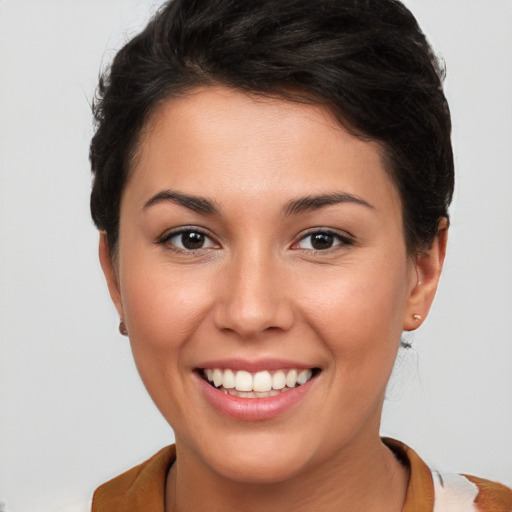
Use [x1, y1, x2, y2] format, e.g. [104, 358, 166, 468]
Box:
[166, 435, 409, 512]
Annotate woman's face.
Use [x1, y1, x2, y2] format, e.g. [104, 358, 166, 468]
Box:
[101, 86, 441, 483]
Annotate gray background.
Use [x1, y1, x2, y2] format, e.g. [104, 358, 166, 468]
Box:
[1, 1, 511, 511]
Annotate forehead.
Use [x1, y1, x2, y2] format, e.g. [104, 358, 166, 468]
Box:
[127, 86, 400, 216]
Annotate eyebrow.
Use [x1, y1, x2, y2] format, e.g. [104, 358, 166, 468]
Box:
[142, 189, 373, 217]
[283, 192, 374, 216]
[142, 190, 220, 215]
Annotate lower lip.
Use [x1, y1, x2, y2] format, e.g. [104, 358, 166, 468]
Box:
[195, 373, 316, 421]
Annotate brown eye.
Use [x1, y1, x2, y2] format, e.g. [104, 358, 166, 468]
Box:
[162, 229, 218, 251]
[180, 231, 206, 250]
[295, 230, 354, 251]
[310, 233, 334, 250]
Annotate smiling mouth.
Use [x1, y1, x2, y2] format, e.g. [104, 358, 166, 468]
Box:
[200, 367, 320, 398]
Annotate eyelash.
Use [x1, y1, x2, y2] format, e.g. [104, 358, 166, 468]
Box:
[157, 227, 355, 254]
[292, 229, 355, 252]
[157, 227, 219, 253]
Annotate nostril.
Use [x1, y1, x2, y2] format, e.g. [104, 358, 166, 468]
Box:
[213, 299, 295, 338]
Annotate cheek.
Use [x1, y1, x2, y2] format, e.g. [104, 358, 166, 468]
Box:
[297, 255, 410, 361]
[294, 258, 410, 432]
[117, 258, 216, 419]
[117, 259, 218, 392]
[120, 255, 211, 337]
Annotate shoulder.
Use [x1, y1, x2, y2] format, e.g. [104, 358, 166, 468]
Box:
[432, 470, 512, 512]
[383, 438, 512, 512]
[91, 445, 176, 512]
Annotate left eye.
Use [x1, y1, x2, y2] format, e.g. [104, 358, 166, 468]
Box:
[295, 231, 352, 251]
[163, 230, 218, 251]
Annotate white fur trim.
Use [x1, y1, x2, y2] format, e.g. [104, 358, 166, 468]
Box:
[432, 470, 479, 512]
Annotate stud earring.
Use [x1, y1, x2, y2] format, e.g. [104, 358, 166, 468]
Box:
[119, 319, 128, 336]
[412, 314, 422, 322]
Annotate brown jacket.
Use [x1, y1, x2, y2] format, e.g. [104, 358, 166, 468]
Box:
[92, 439, 512, 512]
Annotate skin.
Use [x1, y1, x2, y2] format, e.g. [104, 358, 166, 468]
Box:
[100, 86, 447, 512]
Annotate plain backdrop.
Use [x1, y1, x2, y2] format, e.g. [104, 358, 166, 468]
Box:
[0, 1, 511, 511]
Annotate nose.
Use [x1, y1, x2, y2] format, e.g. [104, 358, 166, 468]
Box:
[213, 246, 294, 338]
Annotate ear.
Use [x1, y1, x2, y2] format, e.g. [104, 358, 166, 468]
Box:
[403, 218, 448, 331]
[98, 232, 125, 319]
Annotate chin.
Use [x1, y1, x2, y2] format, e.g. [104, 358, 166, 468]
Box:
[214, 452, 310, 485]
[191, 430, 316, 485]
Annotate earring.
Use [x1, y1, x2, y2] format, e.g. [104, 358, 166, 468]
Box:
[412, 314, 422, 322]
[119, 319, 128, 336]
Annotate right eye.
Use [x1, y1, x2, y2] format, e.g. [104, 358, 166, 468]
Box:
[160, 229, 219, 252]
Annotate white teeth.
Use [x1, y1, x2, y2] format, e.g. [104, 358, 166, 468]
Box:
[212, 368, 223, 387]
[203, 367, 315, 395]
[286, 369, 297, 388]
[223, 369, 235, 389]
[228, 389, 256, 398]
[272, 370, 286, 390]
[297, 369, 312, 385]
[253, 371, 272, 392]
[235, 370, 253, 391]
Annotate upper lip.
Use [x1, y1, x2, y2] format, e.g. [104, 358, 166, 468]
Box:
[195, 358, 318, 372]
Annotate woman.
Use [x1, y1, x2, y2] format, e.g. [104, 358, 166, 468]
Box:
[89, 0, 512, 510]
